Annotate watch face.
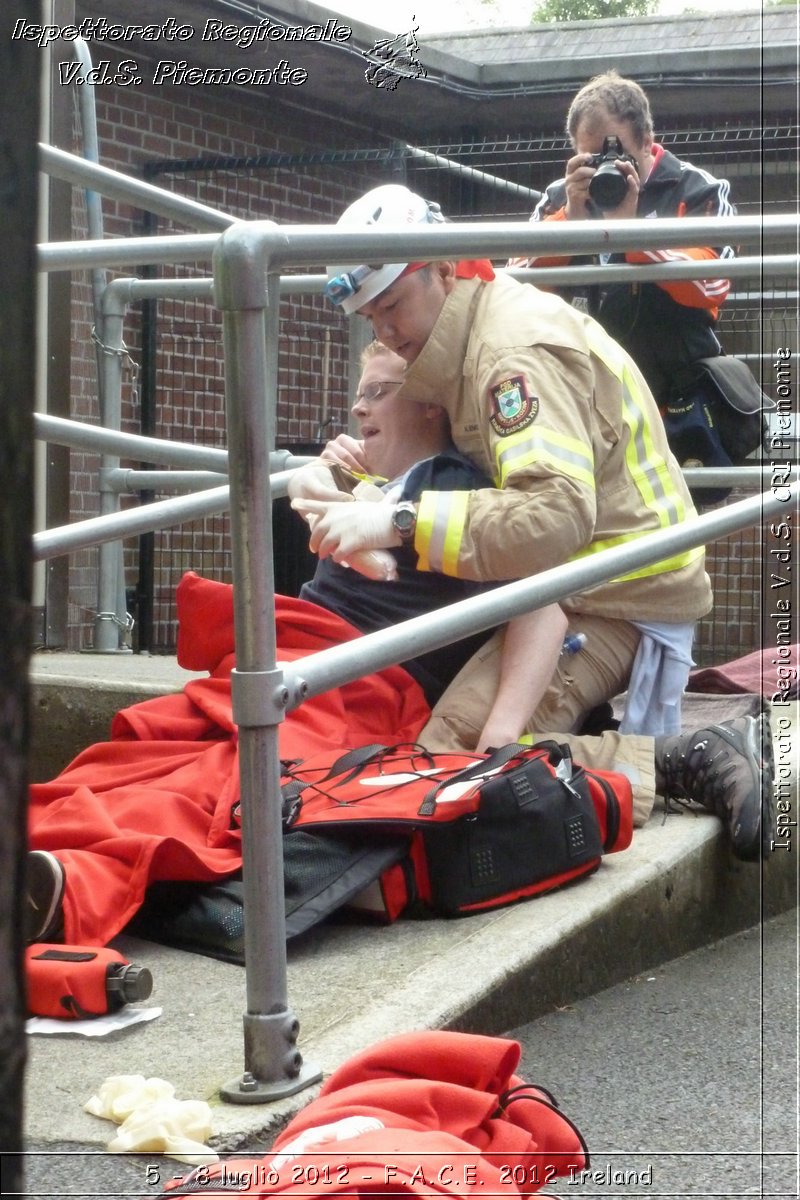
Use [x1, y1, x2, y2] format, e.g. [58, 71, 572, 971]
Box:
[393, 504, 417, 538]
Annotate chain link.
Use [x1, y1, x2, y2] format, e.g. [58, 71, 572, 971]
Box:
[91, 326, 140, 407]
[95, 610, 136, 635]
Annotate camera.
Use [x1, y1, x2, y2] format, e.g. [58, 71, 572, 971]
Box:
[587, 136, 638, 210]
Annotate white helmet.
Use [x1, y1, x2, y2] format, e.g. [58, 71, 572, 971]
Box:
[325, 184, 445, 315]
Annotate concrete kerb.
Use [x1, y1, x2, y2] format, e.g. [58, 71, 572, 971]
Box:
[28, 654, 208, 782]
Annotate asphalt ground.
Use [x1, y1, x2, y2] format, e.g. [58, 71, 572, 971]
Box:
[508, 906, 799, 1200]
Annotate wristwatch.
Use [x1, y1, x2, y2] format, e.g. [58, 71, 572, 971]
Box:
[391, 501, 418, 544]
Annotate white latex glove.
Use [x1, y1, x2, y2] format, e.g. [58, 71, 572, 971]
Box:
[292, 482, 400, 581]
[342, 547, 399, 581]
[106, 1098, 218, 1165]
[286, 461, 346, 504]
[292, 497, 400, 562]
[84, 1075, 175, 1123]
[85, 1075, 218, 1166]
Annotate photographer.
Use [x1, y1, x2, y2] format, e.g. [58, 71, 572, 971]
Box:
[510, 72, 739, 484]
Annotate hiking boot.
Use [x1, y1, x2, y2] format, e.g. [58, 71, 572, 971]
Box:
[654, 714, 775, 861]
[26, 850, 65, 944]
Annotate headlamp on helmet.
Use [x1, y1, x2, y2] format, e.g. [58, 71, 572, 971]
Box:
[324, 264, 381, 307]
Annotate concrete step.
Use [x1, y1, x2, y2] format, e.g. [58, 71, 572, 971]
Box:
[29, 651, 206, 781]
[23, 810, 796, 1167]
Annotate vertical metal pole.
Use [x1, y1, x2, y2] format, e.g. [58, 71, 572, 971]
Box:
[213, 224, 321, 1103]
[91, 292, 130, 653]
[136, 210, 160, 654]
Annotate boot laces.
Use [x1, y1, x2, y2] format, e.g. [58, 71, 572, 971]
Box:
[661, 735, 735, 821]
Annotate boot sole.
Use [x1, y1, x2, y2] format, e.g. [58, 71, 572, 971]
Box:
[757, 711, 776, 858]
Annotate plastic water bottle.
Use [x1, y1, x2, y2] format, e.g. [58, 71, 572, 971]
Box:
[561, 632, 587, 656]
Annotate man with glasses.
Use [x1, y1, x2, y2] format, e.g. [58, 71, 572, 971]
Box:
[292, 337, 505, 708]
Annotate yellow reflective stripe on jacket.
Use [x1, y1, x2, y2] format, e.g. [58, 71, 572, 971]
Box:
[416, 490, 470, 576]
[587, 324, 688, 524]
[573, 531, 705, 582]
[620, 365, 688, 530]
[494, 426, 595, 489]
[584, 325, 696, 580]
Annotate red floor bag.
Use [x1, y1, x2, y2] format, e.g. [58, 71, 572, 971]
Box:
[279, 739, 633, 920]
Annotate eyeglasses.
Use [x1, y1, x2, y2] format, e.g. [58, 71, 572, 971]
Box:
[355, 380, 404, 403]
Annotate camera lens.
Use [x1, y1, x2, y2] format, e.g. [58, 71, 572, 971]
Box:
[588, 164, 629, 210]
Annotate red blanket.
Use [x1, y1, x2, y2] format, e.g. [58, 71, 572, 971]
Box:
[167, 1031, 588, 1199]
[28, 573, 430, 946]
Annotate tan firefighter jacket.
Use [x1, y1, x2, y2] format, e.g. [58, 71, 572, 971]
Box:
[400, 274, 713, 622]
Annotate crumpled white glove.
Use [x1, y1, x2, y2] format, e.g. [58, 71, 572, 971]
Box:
[292, 496, 400, 563]
[84, 1074, 218, 1166]
[84, 1074, 175, 1123]
[106, 1097, 218, 1165]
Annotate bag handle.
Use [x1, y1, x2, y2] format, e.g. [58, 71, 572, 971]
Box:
[417, 740, 572, 817]
[306, 742, 437, 785]
[314, 743, 392, 782]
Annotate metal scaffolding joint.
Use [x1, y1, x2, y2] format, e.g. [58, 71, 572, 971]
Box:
[221, 1011, 322, 1104]
[230, 667, 289, 728]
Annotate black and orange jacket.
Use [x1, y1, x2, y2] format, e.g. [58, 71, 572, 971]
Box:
[510, 145, 736, 404]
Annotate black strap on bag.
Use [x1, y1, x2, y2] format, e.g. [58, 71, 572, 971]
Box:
[417, 740, 572, 817]
[281, 743, 437, 828]
[281, 743, 386, 827]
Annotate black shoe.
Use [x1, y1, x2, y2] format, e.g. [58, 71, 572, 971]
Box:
[654, 714, 775, 861]
[26, 851, 65, 944]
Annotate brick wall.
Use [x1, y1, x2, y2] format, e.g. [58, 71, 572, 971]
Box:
[59, 52, 387, 650]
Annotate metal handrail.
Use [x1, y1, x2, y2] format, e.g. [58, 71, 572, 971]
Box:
[39, 142, 239, 232]
[33, 412, 314, 475]
[280, 484, 798, 709]
[37, 213, 798, 273]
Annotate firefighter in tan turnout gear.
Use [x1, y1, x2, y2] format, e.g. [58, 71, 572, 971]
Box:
[292, 184, 774, 861]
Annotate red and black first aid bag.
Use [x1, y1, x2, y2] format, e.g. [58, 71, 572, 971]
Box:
[278, 740, 633, 921]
